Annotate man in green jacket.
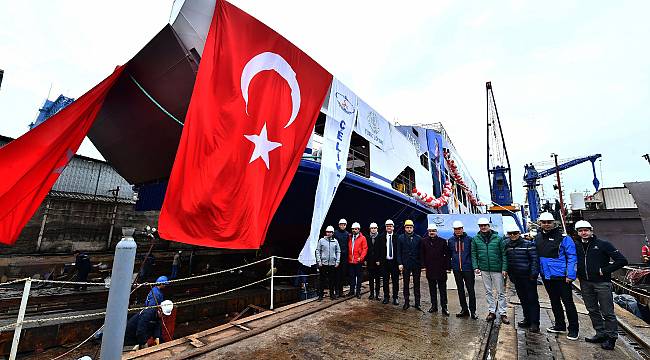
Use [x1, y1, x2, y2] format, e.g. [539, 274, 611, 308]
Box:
[472, 217, 509, 324]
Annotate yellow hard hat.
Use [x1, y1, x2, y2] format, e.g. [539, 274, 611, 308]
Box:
[404, 219, 414, 226]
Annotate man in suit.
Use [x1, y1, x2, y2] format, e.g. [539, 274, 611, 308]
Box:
[378, 219, 399, 305]
[397, 219, 422, 310]
[365, 222, 382, 300]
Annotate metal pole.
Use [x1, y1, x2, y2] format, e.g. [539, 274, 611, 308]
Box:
[100, 227, 137, 360]
[36, 199, 51, 252]
[270, 256, 275, 310]
[552, 153, 568, 234]
[106, 186, 120, 249]
[9, 279, 32, 360]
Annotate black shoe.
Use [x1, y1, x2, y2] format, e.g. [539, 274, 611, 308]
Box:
[546, 325, 566, 334]
[382, 298, 389, 304]
[456, 310, 469, 318]
[347, 292, 355, 297]
[566, 330, 579, 341]
[470, 313, 478, 320]
[393, 299, 399, 306]
[442, 308, 450, 316]
[403, 303, 410, 310]
[585, 334, 607, 343]
[414, 304, 421, 311]
[368, 294, 375, 300]
[517, 321, 531, 328]
[356, 294, 361, 299]
[601, 337, 616, 350]
[428, 306, 438, 313]
[529, 326, 540, 333]
[486, 313, 496, 322]
[317, 296, 323, 301]
[375, 294, 381, 301]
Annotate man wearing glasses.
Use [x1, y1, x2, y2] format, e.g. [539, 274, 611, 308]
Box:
[575, 220, 627, 350]
[472, 217, 509, 324]
[535, 212, 579, 340]
[421, 224, 451, 315]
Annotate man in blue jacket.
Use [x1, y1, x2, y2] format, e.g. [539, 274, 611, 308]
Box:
[575, 220, 628, 350]
[535, 212, 579, 340]
[397, 219, 422, 310]
[504, 223, 540, 333]
[448, 221, 477, 319]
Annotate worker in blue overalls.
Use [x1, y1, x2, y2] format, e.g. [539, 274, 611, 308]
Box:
[145, 276, 169, 306]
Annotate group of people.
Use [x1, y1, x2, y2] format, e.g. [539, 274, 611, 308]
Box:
[314, 212, 628, 351]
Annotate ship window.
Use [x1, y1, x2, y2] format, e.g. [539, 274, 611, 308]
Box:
[392, 166, 416, 195]
[314, 112, 326, 136]
[420, 152, 429, 170]
[347, 132, 370, 178]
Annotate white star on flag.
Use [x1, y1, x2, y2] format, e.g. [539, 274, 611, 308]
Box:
[244, 122, 282, 169]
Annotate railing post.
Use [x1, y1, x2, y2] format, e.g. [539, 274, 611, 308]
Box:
[9, 278, 32, 360]
[270, 256, 275, 310]
[100, 227, 137, 360]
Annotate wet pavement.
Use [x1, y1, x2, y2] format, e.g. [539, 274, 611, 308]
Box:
[197, 274, 490, 359]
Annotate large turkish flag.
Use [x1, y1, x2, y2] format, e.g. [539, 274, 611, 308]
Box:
[159, 0, 332, 249]
[0, 66, 123, 245]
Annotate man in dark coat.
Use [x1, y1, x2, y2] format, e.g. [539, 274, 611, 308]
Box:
[421, 224, 451, 315]
[575, 220, 628, 350]
[397, 219, 422, 310]
[377, 219, 399, 305]
[504, 223, 540, 333]
[333, 219, 350, 296]
[365, 222, 382, 300]
[448, 220, 478, 319]
[73, 250, 91, 291]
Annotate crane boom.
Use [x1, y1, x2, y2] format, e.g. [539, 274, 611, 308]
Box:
[486, 82, 513, 206]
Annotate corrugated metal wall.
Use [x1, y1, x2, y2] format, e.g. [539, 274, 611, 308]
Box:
[601, 187, 637, 209]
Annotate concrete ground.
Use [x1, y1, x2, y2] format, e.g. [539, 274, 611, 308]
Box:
[197, 274, 490, 360]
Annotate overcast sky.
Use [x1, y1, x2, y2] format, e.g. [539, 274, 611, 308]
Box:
[1, 0, 648, 206]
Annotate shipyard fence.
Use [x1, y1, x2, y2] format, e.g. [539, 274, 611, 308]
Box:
[0, 255, 321, 359]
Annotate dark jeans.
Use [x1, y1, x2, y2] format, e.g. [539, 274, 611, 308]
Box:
[383, 259, 399, 300]
[368, 263, 381, 296]
[74, 271, 89, 291]
[336, 261, 349, 294]
[403, 267, 421, 306]
[543, 279, 579, 333]
[319, 265, 336, 298]
[453, 270, 476, 314]
[512, 277, 540, 326]
[581, 280, 617, 338]
[349, 263, 363, 295]
[427, 278, 447, 309]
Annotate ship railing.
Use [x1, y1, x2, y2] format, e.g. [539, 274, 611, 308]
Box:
[0, 255, 319, 360]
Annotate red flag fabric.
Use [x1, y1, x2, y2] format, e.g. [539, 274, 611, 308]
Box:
[0, 66, 123, 245]
[159, 0, 332, 249]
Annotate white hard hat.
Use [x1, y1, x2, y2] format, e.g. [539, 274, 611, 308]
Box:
[351, 222, 361, 229]
[504, 223, 521, 233]
[325, 225, 335, 232]
[160, 300, 174, 316]
[477, 217, 490, 225]
[339, 218, 347, 224]
[77, 357, 93, 360]
[427, 223, 438, 230]
[369, 222, 378, 228]
[452, 220, 464, 228]
[385, 219, 394, 226]
[575, 220, 592, 230]
[538, 212, 555, 221]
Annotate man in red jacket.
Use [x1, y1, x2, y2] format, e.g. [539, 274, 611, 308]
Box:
[348, 222, 368, 299]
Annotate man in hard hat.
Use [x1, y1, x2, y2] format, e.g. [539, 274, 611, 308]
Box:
[365, 222, 382, 300]
[316, 225, 341, 301]
[575, 220, 628, 350]
[145, 276, 169, 307]
[347, 222, 368, 298]
[124, 300, 174, 349]
[448, 220, 478, 319]
[379, 219, 400, 305]
[397, 219, 423, 310]
[504, 223, 540, 333]
[421, 224, 451, 315]
[334, 219, 350, 297]
[535, 212, 579, 340]
[472, 217, 509, 324]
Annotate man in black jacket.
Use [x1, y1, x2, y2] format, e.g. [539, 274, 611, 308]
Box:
[397, 219, 422, 310]
[366, 222, 382, 300]
[504, 223, 540, 333]
[333, 219, 350, 297]
[574, 220, 628, 350]
[378, 219, 399, 305]
[73, 250, 92, 291]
